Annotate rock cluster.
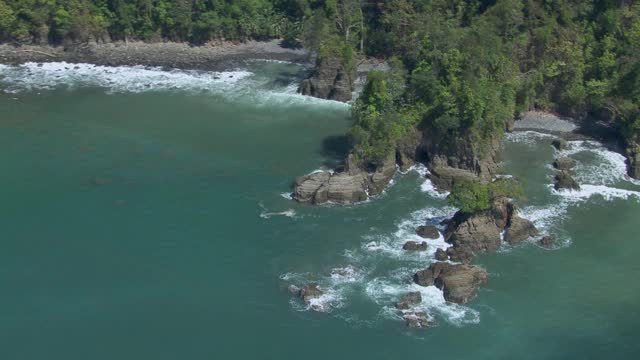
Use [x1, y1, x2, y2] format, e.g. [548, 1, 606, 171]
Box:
[413, 262, 488, 304]
[442, 196, 538, 263]
[416, 225, 440, 239]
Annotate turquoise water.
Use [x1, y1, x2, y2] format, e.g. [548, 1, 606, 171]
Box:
[2, 62, 640, 359]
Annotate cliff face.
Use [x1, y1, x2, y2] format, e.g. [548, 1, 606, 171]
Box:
[299, 55, 353, 102]
[627, 141, 640, 179]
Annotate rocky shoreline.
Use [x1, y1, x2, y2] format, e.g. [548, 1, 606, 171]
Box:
[0, 39, 311, 72]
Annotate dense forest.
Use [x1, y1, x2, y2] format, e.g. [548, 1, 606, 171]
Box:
[0, 0, 638, 174]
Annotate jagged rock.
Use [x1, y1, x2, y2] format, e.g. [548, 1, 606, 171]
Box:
[539, 235, 555, 248]
[427, 165, 481, 190]
[554, 170, 580, 190]
[292, 155, 396, 205]
[300, 54, 353, 102]
[416, 225, 440, 239]
[504, 216, 539, 244]
[552, 138, 568, 150]
[395, 128, 423, 172]
[446, 246, 474, 264]
[413, 262, 488, 304]
[403, 311, 429, 328]
[295, 283, 324, 303]
[395, 292, 422, 309]
[403, 241, 428, 251]
[553, 157, 577, 171]
[435, 248, 448, 261]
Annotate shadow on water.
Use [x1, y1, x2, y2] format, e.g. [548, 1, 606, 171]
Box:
[320, 134, 351, 168]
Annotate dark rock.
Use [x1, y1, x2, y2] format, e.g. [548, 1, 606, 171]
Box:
[434, 248, 448, 261]
[416, 225, 440, 239]
[395, 292, 422, 309]
[552, 138, 568, 150]
[627, 144, 640, 179]
[413, 262, 488, 304]
[395, 128, 423, 172]
[296, 283, 324, 303]
[446, 246, 474, 264]
[403, 311, 428, 328]
[403, 241, 428, 251]
[554, 170, 580, 190]
[300, 54, 353, 102]
[504, 216, 539, 245]
[538, 235, 554, 248]
[553, 157, 577, 171]
[427, 165, 481, 190]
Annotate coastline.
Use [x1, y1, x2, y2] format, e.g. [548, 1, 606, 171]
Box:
[0, 39, 311, 72]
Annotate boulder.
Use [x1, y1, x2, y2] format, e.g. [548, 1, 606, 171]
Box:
[552, 138, 568, 150]
[403, 241, 428, 251]
[554, 170, 580, 190]
[395, 292, 422, 309]
[553, 157, 577, 171]
[413, 262, 488, 304]
[434, 248, 448, 261]
[416, 225, 440, 239]
[539, 235, 554, 248]
[403, 311, 429, 328]
[504, 216, 539, 245]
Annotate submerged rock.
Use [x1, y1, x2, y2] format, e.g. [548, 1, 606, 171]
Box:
[413, 262, 488, 304]
[395, 292, 422, 310]
[403, 311, 429, 328]
[552, 138, 568, 150]
[539, 235, 555, 248]
[416, 225, 440, 239]
[553, 157, 577, 171]
[402, 241, 428, 251]
[289, 283, 324, 304]
[554, 170, 580, 190]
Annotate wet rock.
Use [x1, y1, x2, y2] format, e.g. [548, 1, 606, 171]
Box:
[395, 292, 422, 309]
[413, 262, 488, 304]
[504, 216, 539, 245]
[627, 144, 640, 179]
[446, 246, 474, 264]
[416, 225, 440, 239]
[552, 138, 568, 150]
[553, 157, 577, 171]
[554, 170, 580, 190]
[435, 248, 448, 261]
[403, 311, 428, 328]
[295, 283, 324, 303]
[539, 235, 555, 248]
[402, 241, 428, 251]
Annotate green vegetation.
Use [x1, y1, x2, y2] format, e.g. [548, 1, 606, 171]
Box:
[448, 178, 524, 213]
[0, 1, 638, 168]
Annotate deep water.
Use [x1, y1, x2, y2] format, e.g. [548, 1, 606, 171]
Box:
[1, 62, 640, 359]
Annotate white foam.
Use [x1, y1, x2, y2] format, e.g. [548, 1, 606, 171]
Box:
[551, 184, 640, 202]
[558, 140, 640, 186]
[505, 131, 555, 144]
[280, 192, 293, 200]
[259, 209, 297, 219]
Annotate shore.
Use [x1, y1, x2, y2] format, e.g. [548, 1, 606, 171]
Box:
[0, 39, 311, 71]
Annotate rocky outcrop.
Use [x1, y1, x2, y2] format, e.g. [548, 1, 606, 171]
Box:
[554, 170, 580, 190]
[552, 138, 568, 150]
[403, 311, 429, 328]
[402, 241, 428, 251]
[300, 54, 353, 102]
[288, 283, 324, 304]
[395, 127, 424, 172]
[444, 196, 538, 263]
[553, 157, 577, 171]
[292, 155, 395, 205]
[395, 292, 422, 309]
[416, 225, 439, 239]
[423, 131, 501, 190]
[539, 235, 554, 248]
[413, 262, 488, 304]
[435, 248, 448, 261]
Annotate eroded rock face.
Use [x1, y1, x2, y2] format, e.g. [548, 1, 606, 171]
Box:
[300, 55, 353, 102]
[395, 292, 422, 309]
[402, 241, 428, 251]
[416, 225, 440, 239]
[292, 155, 396, 205]
[627, 144, 640, 179]
[554, 170, 580, 190]
[435, 248, 448, 261]
[444, 197, 538, 262]
[553, 157, 577, 171]
[413, 262, 488, 304]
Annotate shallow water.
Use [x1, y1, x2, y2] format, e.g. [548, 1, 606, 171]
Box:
[1, 62, 640, 359]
